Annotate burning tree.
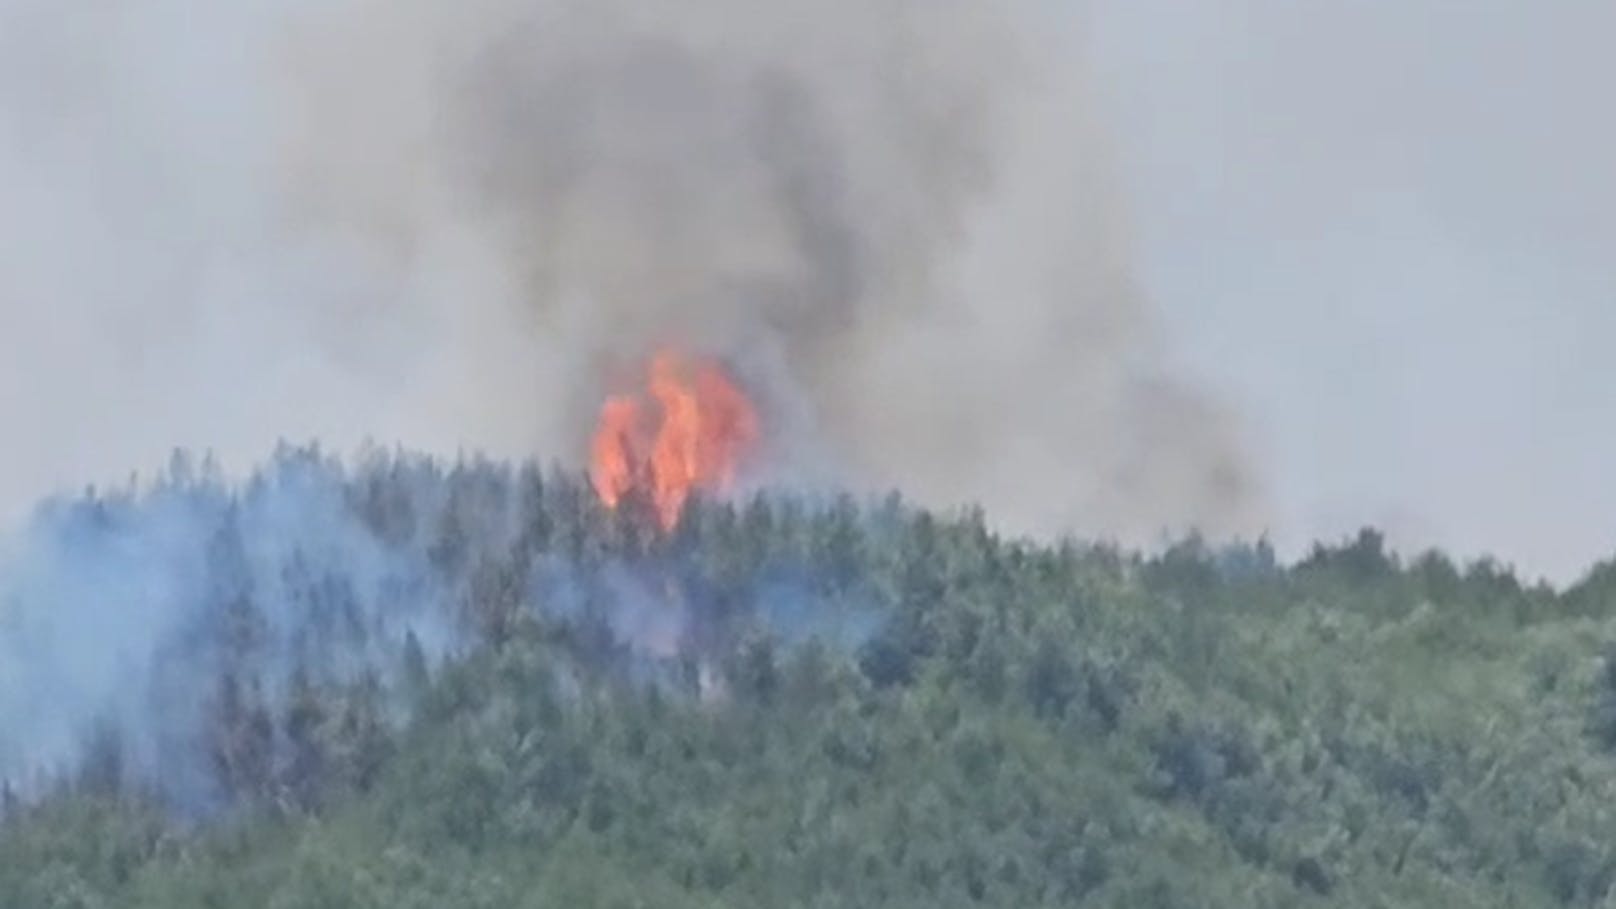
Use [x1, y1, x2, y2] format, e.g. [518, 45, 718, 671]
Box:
[589, 350, 759, 532]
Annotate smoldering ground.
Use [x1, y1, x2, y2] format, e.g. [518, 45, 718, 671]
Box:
[0, 0, 1264, 544]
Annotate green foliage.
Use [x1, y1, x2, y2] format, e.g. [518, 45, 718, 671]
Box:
[6, 466, 1616, 907]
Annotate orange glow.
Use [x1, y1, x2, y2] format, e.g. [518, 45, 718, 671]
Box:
[590, 395, 640, 510]
[589, 350, 759, 529]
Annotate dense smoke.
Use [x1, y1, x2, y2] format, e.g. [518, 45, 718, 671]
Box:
[0, 0, 1262, 543]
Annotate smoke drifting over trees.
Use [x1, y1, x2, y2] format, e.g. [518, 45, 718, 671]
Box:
[0, 0, 1262, 544]
[7, 453, 1616, 905]
[9, 4, 1616, 905]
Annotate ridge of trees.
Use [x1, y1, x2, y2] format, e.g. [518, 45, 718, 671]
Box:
[4, 447, 1616, 906]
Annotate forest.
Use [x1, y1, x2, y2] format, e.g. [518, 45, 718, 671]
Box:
[4, 446, 1616, 907]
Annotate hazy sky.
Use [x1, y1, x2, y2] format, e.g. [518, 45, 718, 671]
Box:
[1085, 1, 1616, 582]
[0, 0, 1610, 585]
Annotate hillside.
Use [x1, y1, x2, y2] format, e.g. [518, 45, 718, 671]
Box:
[3, 448, 1616, 907]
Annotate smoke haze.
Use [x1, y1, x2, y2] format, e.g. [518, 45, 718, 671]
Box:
[4, 0, 1614, 815]
[1088, 1, 1616, 582]
[0, 0, 1263, 548]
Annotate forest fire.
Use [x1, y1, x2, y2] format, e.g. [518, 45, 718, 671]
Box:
[589, 350, 760, 530]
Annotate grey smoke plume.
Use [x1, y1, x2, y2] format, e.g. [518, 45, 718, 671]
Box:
[0, 0, 1262, 545]
[0, 0, 1269, 803]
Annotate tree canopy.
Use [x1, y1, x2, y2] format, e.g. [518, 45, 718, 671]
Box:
[3, 448, 1616, 907]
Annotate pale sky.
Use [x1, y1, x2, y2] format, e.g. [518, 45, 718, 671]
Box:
[0, 0, 1609, 585]
[1085, 1, 1616, 582]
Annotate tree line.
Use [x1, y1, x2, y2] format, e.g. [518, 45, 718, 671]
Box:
[4, 447, 1616, 906]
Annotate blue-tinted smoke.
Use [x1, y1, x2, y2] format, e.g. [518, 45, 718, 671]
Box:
[0, 446, 878, 810]
[0, 447, 468, 808]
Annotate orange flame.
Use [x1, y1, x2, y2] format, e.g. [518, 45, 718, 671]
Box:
[589, 350, 759, 530]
